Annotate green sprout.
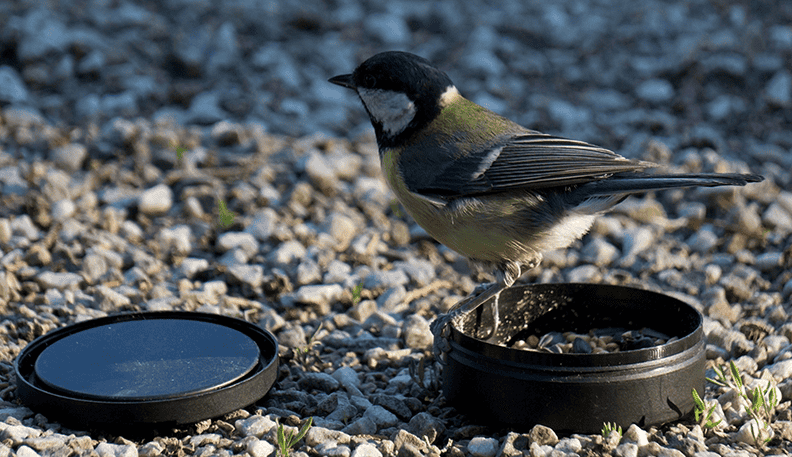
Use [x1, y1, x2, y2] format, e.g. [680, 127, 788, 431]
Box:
[218, 199, 235, 228]
[351, 281, 364, 305]
[175, 145, 188, 160]
[601, 422, 622, 441]
[707, 360, 778, 446]
[276, 416, 313, 457]
[293, 323, 322, 368]
[692, 388, 722, 429]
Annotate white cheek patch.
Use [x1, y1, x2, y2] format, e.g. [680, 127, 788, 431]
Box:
[439, 85, 461, 107]
[357, 88, 417, 136]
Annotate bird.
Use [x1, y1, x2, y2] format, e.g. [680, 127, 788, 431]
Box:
[329, 51, 763, 344]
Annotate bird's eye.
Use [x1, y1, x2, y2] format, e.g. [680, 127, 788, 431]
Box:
[363, 75, 377, 88]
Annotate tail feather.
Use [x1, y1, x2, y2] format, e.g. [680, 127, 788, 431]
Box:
[580, 172, 763, 196]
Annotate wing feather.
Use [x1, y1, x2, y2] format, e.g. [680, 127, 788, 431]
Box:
[416, 132, 654, 197]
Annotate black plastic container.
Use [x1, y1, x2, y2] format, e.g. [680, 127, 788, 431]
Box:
[15, 312, 279, 430]
[442, 283, 705, 434]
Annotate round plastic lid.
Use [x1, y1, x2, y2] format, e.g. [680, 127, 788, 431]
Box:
[15, 312, 279, 429]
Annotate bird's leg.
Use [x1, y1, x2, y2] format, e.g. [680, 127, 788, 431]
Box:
[479, 262, 520, 340]
[431, 256, 542, 358]
[430, 279, 507, 348]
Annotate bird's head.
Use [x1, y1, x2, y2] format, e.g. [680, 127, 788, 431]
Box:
[329, 51, 460, 147]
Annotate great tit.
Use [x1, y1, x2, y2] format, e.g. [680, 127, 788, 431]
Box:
[329, 51, 763, 342]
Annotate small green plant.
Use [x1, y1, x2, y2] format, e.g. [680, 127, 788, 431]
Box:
[707, 360, 778, 446]
[218, 199, 235, 228]
[601, 422, 622, 437]
[175, 145, 187, 160]
[276, 416, 313, 457]
[351, 281, 364, 305]
[601, 422, 622, 440]
[293, 323, 322, 367]
[692, 388, 722, 429]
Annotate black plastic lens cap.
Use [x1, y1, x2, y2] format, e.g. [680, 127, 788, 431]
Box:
[15, 312, 279, 429]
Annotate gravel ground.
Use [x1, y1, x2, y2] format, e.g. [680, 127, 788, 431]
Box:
[1, 0, 792, 456]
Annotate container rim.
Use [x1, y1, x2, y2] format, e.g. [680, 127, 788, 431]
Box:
[450, 283, 703, 366]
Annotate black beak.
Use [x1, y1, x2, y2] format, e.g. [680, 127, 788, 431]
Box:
[328, 74, 356, 89]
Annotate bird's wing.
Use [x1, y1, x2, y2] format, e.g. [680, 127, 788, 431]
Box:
[416, 132, 654, 197]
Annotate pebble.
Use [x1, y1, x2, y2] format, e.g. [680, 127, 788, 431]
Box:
[686, 226, 719, 253]
[268, 240, 307, 265]
[467, 437, 499, 457]
[217, 232, 259, 255]
[351, 443, 382, 457]
[406, 412, 445, 444]
[247, 439, 276, 457]
[138, 183, 173, 215]
[735, 419, 774, 445]
[35, 271, 83, 290]
[765, 70, 791, 107]
[235, 415, 276, 438]
[363, 405, 398, 429]
[763, 202, 792, 231]
[402, 315, 433, 350]
[298, 373, 341, 394]
[581, 237, 619, 266]
[529, 424, 558, 446]
[49, 144, 87, 172]
[636, 78, 674, 103]
[0, 66, 29, 104]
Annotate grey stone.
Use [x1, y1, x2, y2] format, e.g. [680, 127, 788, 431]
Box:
[188, 91, 227, 125]
[581, 237, 619, 266]
[138, 184, 173, 215]
[370, 394, 411, 421]
[36, 271, 83, 290]
[0, 166, 29, 196]
[350, 443, 382, 457]
[529, 424, 558, 446]
[686, 226, 719, 253]
[305, 426, 350, 447]
[217, 232, 258, 255]
[298, 372, 341, 393]
[247, 439, 276, 457]
[763, 202, 792, 231]
[363, 405, 398, 428]
[406, 412, 445, 444]
[343, 417, 377, 436]
[636, 79, 674, 103]
[226, 265, 264, 288]
[364, 13, 410, 44]
[565, 265, 600, 283]
[16, 10, 70, 60]
[50, 143, 88, 172]
[364, 270, 409, 290]
[322, 213, 357, 251]
[467, 437, 498, 457]
[77, 50, 105, 76]
[402, 315, 432, 350]
[324, 260, 352, 284]
[296, 259, 322, 285]
[393, 259, 435, 286]
[377, 286, 407, 313]
[0, 66, 30, 104]
[179, 258, 209, 278]
[50, 199, 76, 222]
[158, 225, 193, 255]
[246, 208, 278, 241]
[765, 70, 792, 107]
[268, 240, 306, 265]
[294, 284, 343, 311]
